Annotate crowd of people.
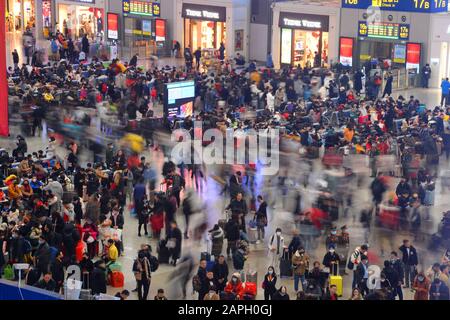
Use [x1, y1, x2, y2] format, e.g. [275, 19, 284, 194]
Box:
[3, 30, 450, 301]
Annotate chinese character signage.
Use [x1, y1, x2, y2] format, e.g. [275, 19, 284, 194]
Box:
[342, 0, 447, 13]
[358, 21, 410, 40]
[123, 1, 161, 17]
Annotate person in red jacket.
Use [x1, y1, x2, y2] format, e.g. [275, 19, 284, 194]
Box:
[224, 273, 245, 300]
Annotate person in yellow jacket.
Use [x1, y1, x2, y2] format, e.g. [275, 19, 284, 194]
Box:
[8, 180, 22, 201]
[104, 239, 119, 264]
[343, 124, 355, 143]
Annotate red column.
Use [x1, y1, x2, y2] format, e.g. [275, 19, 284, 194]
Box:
[0, 0, 9, 137]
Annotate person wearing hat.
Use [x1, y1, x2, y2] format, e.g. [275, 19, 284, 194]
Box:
[292, 247, 309, 292]
[208, 224, 224, 259]
[268, 228, 285, 275]
[325, 227, 339, 249]
[323, 245, 341, 277]
[224, 272, 244, 300]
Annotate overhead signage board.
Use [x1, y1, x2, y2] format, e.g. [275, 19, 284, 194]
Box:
[123, 1, 161, 17]
[342, 0, 447, 13]
[358, 21, 410, 40]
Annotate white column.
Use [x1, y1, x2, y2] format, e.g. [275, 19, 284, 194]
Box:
[34, 0, 43, 39]
[21, 0, 25, 33]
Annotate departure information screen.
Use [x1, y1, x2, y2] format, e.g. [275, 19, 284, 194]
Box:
[358, 21, 410, 40]
[343, 0, 447, 13]
[166, 81, 195, 105]
[123, 1, 160, 17]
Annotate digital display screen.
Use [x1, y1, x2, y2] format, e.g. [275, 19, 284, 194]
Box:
[358, 21, 410, 40]
[406, 42, 421, 72]
[164, 81, 195, 118]
[142, 20, 151, 36]
[155, 19, 166, 42]
[393, 44, 406, 64]
[167, 81, 195, 105]
[107, 13, 119, 40]
[123, 1, 160, 17]
[339, 37, 354, 67]
[343, 0, 447, 13]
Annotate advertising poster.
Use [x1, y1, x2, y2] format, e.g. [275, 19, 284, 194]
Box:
[339, 37, 354, 67]
[107, 13, 118, 40]
[142, 20, 152, 36]
[406, 42, 421, 72]
[393, 44, 406, 64]
[155, 19, 166, 42]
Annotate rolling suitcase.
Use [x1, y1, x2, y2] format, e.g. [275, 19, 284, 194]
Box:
[79, 272, 93, 300]
[329, 264, 343, 297]
[247, 227, 258, 244]
[279, 249, 293, 278]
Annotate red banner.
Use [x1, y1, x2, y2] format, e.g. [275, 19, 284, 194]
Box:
[0, 0, 9, 136]
[406, 42, 421, 72]
[107, 13, 118, 40]
[339, 37, 354, 67]
[155, 19, 166, 42]
[406, 43, 421, 64]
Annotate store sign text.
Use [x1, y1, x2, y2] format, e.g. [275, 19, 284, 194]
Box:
[283, 18, 321, 29]
[185, 9, 220, 20]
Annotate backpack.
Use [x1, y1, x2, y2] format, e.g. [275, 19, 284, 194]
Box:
[149, 255, 159, 272]
[192, 275, 202, 292]
[23, 239, 32, 254]
[51, 40, 58, 54]
[49, 246, 58, 263]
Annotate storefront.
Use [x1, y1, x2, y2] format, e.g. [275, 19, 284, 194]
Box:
[278, 12, 330, 68]
[56, 0, 106, 40]
[121, 0, 162, 58]
[182, 3, 227, 51]
[6, 0, 35, 32]
[170, 0, 250, 60]
[429, 13, 450, 88]
[271, 2, 340, 69]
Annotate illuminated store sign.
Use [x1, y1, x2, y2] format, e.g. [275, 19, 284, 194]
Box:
[181, 4, 226, 22]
